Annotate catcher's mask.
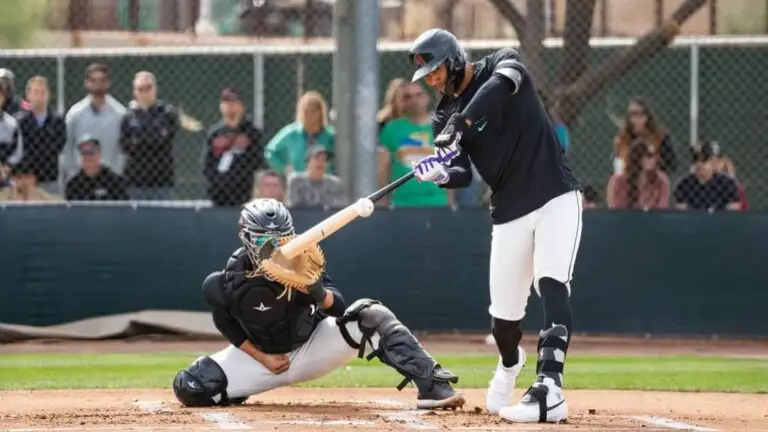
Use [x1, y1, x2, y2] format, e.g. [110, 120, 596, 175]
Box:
[238, 198, 295, 268]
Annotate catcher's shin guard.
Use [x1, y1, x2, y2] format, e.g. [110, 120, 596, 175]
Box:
[336, 299, 461, 404]
[172, 356, 244, 407]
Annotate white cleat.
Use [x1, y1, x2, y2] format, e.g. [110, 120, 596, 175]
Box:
[499, 376, 568, 423]
[485, 346, 526, 415]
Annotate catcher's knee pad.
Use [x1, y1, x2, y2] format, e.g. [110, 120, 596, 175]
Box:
[336, 298, 458, 392]
[172, 356, 236, 407]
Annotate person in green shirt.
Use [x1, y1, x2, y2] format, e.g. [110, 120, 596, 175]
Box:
[378, 82, 452, 207]
[265, 90, 335, 175]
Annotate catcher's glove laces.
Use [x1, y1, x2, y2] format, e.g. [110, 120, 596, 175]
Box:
[254, 235, 326, 301]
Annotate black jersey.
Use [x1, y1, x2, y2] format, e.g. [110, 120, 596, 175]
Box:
[433, 48, 580, 224]
[204, 247, 342, 354]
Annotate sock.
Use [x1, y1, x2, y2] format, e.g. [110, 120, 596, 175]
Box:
[537, 277, 573, 387]
[491, 317, 523, 368]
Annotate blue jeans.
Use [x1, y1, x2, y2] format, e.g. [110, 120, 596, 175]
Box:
[128, 187, 173, 201]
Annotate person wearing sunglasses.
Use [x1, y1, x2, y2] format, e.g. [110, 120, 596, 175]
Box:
[606, 140, 670, 210]
[119, 70, 180, 201]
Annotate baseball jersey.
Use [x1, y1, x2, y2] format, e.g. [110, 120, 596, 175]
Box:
[433, 48, 580, 224]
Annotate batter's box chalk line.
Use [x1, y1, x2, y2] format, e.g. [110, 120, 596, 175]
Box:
[200, 412, 253, 430]
[131, 400, 173, 413]
[631, 415, 721, 431]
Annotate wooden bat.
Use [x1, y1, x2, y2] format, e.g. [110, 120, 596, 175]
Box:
[276, 172, 416, 260]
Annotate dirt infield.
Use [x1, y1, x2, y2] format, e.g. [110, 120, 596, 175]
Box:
[1, 388, 767, 431]
[1, 335, 767, 431]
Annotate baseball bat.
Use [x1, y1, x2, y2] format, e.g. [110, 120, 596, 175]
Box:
[276, 172, 416, 260]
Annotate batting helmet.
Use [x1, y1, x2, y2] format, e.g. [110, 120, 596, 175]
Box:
[408, 29, 467, 95]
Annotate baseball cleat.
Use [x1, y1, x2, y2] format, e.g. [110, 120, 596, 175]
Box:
[486, 346, 526, 414]
[416, 381, 466, 410]
[499, 376, 568, 423]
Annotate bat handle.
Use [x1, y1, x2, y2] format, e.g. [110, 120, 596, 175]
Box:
[366, 171, 416, 204]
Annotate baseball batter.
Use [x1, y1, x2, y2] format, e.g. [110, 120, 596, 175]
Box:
[171, 198, 466, 410]
[408, 29, 582, 423]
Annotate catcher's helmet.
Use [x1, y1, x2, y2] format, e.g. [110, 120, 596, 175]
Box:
[238, 198, 295, 265]
[408, 28, 466, 95]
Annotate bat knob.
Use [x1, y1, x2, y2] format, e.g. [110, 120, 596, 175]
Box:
[356, 198, 375, 218]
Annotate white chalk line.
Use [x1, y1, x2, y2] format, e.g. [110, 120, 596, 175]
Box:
[132, 399, 173, 413]
[200, 412, 253, 430]
[374, 410, 437, 430]
[632, 416, 721, 431]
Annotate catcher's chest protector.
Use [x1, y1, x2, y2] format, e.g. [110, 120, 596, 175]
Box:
[224, 258, 322, 354]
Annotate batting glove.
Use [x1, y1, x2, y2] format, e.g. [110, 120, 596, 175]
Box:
[434, 113, 469, 149]
[435, 141, 461, 164]
[412, 155, 450, 185]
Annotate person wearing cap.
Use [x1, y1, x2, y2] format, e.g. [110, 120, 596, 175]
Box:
[64, 135, 128, 201]
[203, 87, 265, 207]
[63, 63, 127, 182]
[119, 71, 179, 200]
[673, 141, 741, 211]
[285, 146, 346, 208]
[16, 76, 67, 195]
[0, 159, 63, 202]
[0, 78, 23, 170]
[265, 90, 334, 176]
[0, 68, 29, 115]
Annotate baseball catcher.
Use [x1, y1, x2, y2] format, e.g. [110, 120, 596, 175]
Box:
[172, 198, 465, 410]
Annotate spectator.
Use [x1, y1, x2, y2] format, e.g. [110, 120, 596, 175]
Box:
[0, 68, 30, 115]
[606, 140, 670, 210]
[16, 76, 66, 195]
[63, 63, 127, 181]
[612, 97, 677, 175]
[203, 87, 265, 207]
[265, 90, 334, 176]
[539, 91, 570, 152]
[119, 71, 180, 200]
[377, 78, 407, 131]
[673, 142, 740, 211]
[65, 135, 128, 201]
[582, 185, 600, 209]
[286, 146, 346, 208]
[379, 82, 451, 208]
[0, 160, 62, 202]
[0, 79, 23, 170]
[709, 141, 748, 210]
[252, 170, 286, 202]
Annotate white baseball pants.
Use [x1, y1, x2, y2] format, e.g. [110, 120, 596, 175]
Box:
[488, 190, 583, 321]
[209, 318, 377, 399]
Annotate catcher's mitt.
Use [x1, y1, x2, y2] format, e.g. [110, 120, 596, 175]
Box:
[257, 235, 326, 300]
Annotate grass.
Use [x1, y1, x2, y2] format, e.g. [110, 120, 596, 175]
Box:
[0, 353, 765, 393]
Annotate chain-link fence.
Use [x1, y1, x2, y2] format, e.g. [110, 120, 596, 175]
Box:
[0, 0, 765, 211]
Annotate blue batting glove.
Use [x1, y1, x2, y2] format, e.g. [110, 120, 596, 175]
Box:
[412, 155, 449, 185]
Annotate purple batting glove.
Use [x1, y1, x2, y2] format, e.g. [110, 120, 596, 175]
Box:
[435, 139, 461, 164]
[412, 155, 450, 185]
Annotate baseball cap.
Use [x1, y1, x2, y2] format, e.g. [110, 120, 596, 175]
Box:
[691, 141, 713, 162]
[307, 145, 332, 160]
[77, 135, 101, 155]
[11, 160, 34, 176]
[220, 87, 241, 102]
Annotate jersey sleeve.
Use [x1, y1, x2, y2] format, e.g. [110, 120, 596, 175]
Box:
[489, 48, 527, 93]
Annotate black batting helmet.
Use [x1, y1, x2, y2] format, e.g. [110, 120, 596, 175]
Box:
[408, 28, 467, 95]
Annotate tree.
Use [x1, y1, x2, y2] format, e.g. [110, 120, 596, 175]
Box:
[488, 0, 707, 127]
[0, 0, 47, 48]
